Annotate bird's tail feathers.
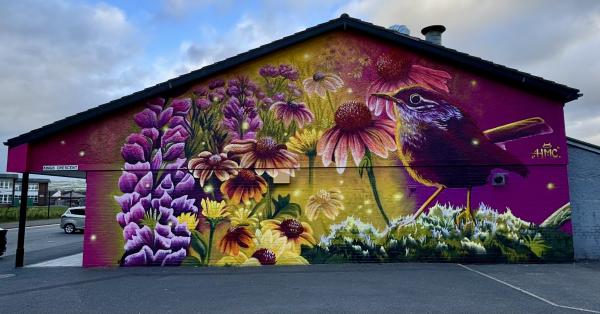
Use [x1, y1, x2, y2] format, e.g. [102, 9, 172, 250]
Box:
[484, 117, 552, 146]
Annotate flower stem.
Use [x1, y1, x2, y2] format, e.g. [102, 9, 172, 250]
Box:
[206, 222, 216, 266]
[307, 152, 315, 185]
[325, 90, 336, 115]
[363, 151, 391, 226]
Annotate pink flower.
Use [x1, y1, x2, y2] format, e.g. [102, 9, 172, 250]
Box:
[188, 152, 239, 187]
[224, 137, 299, 178]
[317, 101, 396, 173]
[270, 101, 314, 128]
[367, 53, 451, 120]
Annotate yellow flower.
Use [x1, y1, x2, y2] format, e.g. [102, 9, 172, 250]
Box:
[306, 189, 344, 221]
[201, 198, 229, 220]
[286, 129, 322, 155]
[229, 207, 259, 228]
[261, 218, 315, 254]
[177, 212, 198, 230]
[216, 229, 308, 266]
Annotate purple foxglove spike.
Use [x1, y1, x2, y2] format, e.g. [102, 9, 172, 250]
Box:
[155, 223, 173, 237]
[114, 192, 141, 212]
[123, 222, 140, 241]
[139, 194, 152, 211]
[171, 98, 191, 116]
[154, 232, 172, 251]
[158, 206, 174, 225]
[118, 171, 138, 194]
[173, 174, 195, 198]
[123, 246, 149, 266]
[173, 222, 191, 236]
[162, 125, 189, 147]
[159, 191, 173, 208]
[163, 142, 185, 161]
[116, 212, 127, 228]
[154, 174, 174, 198]
[121, 143, 146, 164]
[147, 97, 166, 109]
[157, 107, 173, 128]
[134, 172, 154, 196]
[173, 170, 186, 182]
[134, 108, 159, 128]
[126, 135, 152, 160]
[152, 249, 172, 265]
[170, 235, 190, 252]
[124, 162, 151, 178]
[195, 98, 210, 109]
[169, 116, 186, 129]
[151, 150, 162, 171]
[141, 128, 159, 144]
[129, 202, 146, 224]
[165, 158, 186, 171]
[161, 248, 186, 266]
[124, 227, 151, 252]
[208, 79, 225, 90]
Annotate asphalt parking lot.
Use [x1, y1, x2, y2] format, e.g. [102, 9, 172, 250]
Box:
[0, 262, 599, 313]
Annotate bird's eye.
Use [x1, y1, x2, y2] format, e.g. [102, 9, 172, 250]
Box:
[409, 94, 422, 105]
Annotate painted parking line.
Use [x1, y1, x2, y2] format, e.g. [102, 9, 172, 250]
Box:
[3, 224, 60, 231]
[26, 253, 82, 267]
[457, 264, 600, 314]
[0, 274, 16, 279]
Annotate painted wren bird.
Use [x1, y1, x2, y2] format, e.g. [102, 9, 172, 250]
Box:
[372, 86, 552, 227]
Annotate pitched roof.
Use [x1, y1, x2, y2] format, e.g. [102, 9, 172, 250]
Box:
[567, 137, 600, 155]
[4, 13, 581, 148]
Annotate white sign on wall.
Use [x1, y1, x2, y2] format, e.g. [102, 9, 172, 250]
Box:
[42, 165, 79, 171]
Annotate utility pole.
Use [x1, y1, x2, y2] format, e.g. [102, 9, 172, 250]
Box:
[15, 172, 29, 267]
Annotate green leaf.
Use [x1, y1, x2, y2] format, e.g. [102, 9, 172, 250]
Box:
[181, 255, 203, 267]
[273, 202, 302, 219]
[190, 230, 207, 262]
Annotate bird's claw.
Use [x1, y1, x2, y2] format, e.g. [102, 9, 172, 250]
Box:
[455, 209, 475, 230]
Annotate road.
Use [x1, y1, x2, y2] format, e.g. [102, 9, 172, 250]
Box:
[0, 224, 83, 270]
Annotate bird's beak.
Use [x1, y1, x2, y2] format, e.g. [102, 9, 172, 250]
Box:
[371, 93, 402, 104]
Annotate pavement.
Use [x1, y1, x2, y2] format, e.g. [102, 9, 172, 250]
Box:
[0, 262, 598, 313]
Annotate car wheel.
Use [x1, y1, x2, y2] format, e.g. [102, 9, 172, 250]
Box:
[64, 224, 75, 234]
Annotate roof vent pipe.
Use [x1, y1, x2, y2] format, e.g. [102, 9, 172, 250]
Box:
[388, 24, 410, 35]
[421, 25, 446, 45]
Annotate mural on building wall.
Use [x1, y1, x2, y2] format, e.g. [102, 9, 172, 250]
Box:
[114, 33, 572, 267]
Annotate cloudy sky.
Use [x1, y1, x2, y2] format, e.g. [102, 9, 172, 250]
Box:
[1, 0, 599, 171]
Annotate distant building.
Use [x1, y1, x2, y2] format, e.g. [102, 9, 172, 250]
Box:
[0, 173, 50, 206]
[49, 190, 86, 207]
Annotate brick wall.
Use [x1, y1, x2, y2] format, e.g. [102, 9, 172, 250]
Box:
[568, 146, 600, 260]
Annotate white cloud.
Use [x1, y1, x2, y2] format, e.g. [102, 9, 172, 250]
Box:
[0, 0, 151, 169]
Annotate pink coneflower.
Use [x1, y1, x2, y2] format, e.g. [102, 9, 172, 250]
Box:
[270, 100, 314, 128]
[367, 53, 451, 120]
[224, 137, 300, 178]
[317, 101, 396, 173]
[302, 72, 344, 97]
[188, 152, 239, 187]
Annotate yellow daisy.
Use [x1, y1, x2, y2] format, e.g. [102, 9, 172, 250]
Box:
[216, 229, 308, 266]
[229, 207, 259, 228]
[261, 218, 315, 254]
[201, 198, 229, 220]
[177, 212, 198, 230]
[286, 129, 323, 156]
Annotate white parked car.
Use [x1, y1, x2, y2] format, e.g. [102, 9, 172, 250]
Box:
[60, 207, 85, 234]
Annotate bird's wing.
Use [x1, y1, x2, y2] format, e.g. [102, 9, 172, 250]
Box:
[483, 117, 553, 146]
[439, 102, 528, 177]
